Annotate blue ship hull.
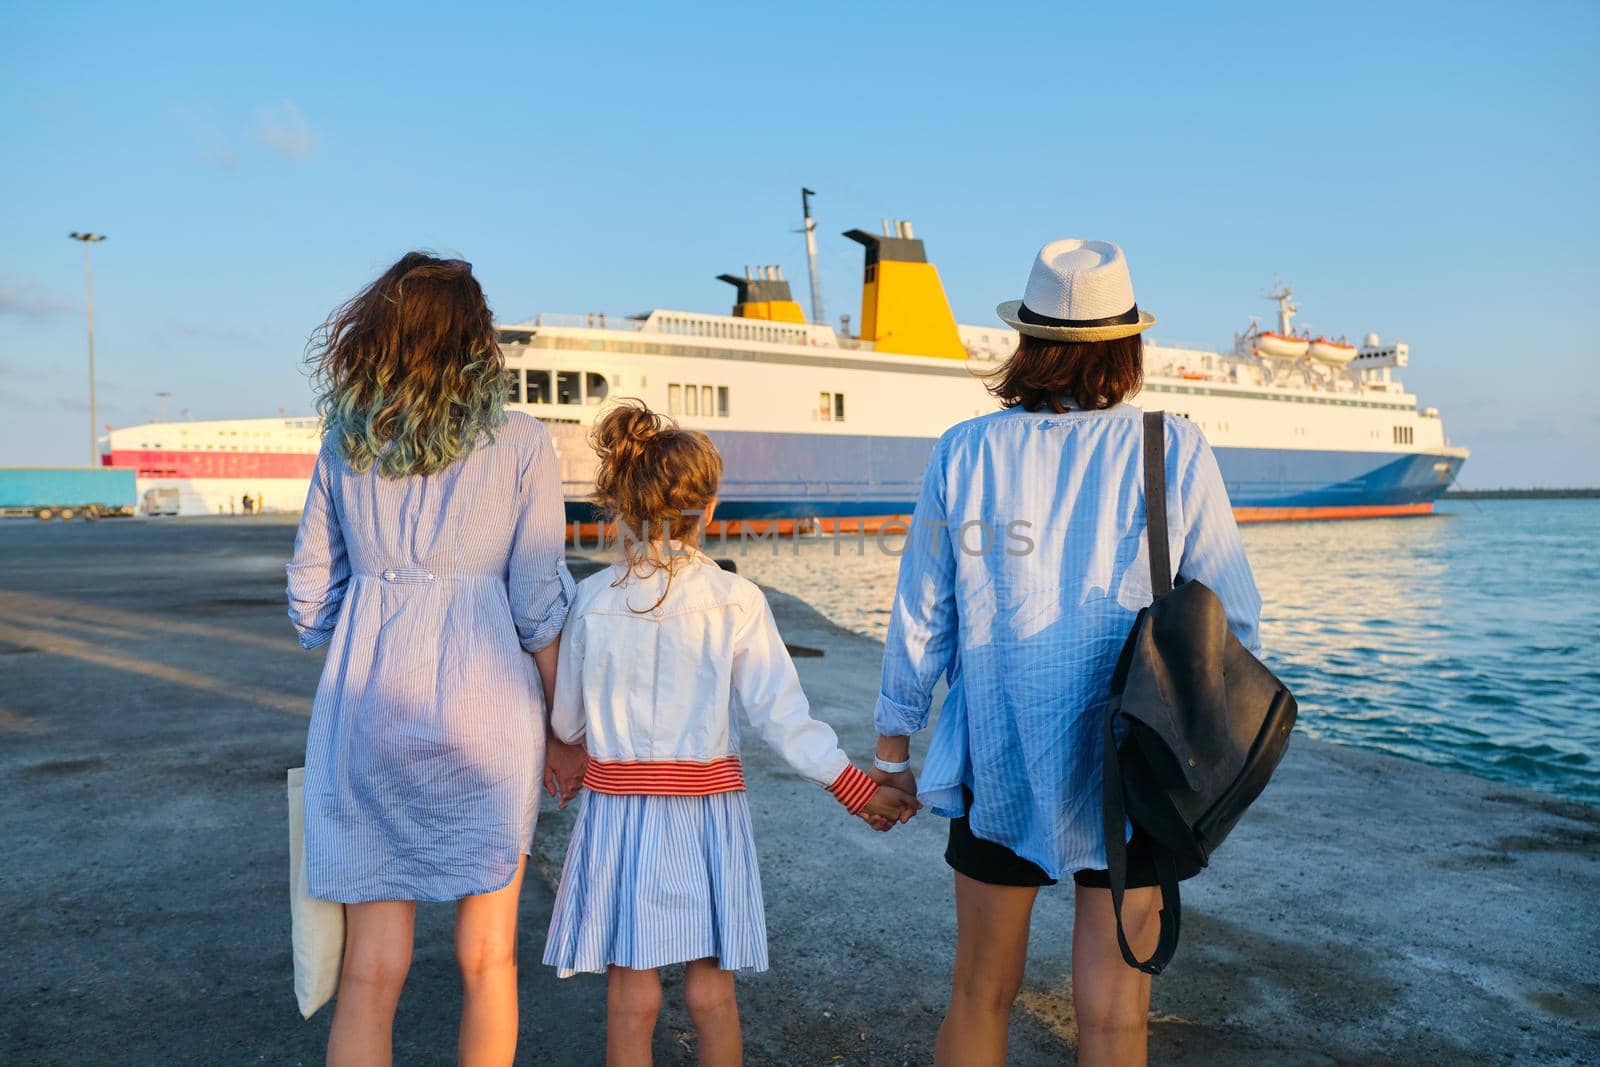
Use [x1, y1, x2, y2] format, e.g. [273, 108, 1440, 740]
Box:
[564, 430, 1465, 523]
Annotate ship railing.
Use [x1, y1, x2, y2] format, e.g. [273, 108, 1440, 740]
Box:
[533, 313, 647, 331]
[1145, 337, 1222, 355]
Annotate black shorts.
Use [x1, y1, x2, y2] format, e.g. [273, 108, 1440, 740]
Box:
[944, 788, 1167, 890]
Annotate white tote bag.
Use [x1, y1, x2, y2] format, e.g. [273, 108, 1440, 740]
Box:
[288, 767, 344, 1018]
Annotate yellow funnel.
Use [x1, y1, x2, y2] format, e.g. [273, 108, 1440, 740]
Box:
[716, 269, 806, 323]
[843, 225, 964, 359]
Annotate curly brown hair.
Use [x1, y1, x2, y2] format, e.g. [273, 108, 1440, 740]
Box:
[307, 252, 505, 478]
[986, 333, 1144, 412]
[590, 399, 723, 608]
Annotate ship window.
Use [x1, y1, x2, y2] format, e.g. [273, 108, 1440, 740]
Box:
[685, 385, 699, 416]
[701, 385, 713, 415]
[819, 392, 833, 421]
[585, 373, 609, 405]
[668, 384, 682, 415]
[505, 370, 522, 404]
[556, 370, 582, 405]
[834, 393, 846, 421]
[527, 370, 552, 404]
[717, 386, 730, 417]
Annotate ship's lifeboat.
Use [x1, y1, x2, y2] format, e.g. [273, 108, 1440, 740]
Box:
[1253, 331, 1310, 360]
[1306, 337, 1358, 365]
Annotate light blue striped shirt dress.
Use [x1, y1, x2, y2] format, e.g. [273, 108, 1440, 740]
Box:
[876, 404, 1262, 881]
[286, 412, 574, 902]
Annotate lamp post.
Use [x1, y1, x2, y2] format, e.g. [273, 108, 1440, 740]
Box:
[69, 232, 106, 466]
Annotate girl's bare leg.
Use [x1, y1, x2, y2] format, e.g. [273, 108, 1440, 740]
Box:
[607, 965, 662, 1067]
[327, 899, 416, 1067]
[455, 857, 526, 1066]
[682, 958, 741, 1066]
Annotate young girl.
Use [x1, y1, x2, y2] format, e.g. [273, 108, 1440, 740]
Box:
[541, 400, 916, 1065]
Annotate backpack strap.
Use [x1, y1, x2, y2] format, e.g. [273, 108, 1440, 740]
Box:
[1101, 409, 1181, 975]
[1142, 410, 1174, 598]
[1103, 705, 1182, 975]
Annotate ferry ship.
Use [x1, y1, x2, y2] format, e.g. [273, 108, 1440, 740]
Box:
[102, 212, 1467, 522]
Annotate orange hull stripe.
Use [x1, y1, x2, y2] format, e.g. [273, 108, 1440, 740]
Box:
[1233, 503, 1435, 523]
[583, 756, 746, 796]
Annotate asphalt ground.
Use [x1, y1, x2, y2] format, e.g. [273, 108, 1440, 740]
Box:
[1, 516, 1596, 1064]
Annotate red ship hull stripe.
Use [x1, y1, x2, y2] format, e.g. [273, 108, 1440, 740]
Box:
[103, 450, 316, 479]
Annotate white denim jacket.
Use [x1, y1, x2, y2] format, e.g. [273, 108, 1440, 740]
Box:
[550, 547, 877, 811]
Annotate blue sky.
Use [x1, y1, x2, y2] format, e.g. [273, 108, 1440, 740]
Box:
[2, 0, 1596, 486]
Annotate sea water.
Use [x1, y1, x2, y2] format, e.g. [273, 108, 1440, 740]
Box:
[722, 499, 1600, 802]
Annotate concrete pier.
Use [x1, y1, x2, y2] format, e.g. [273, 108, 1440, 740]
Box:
[1, 517, 1596, 1064]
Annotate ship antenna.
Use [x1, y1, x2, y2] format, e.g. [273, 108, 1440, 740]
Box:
[799, 187, 826, 326]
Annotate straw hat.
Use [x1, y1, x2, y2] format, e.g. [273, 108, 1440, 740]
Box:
[997, 239, 1156, 341]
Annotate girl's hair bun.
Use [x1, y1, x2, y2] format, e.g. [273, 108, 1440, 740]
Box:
[588, 399, 724, 595]
[590, 399, 667, 467]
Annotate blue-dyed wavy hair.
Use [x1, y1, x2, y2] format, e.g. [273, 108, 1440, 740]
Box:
[307, 252, 506, 478]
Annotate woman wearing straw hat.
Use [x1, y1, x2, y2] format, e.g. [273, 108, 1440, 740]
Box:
[869, 239, 1263, 1065]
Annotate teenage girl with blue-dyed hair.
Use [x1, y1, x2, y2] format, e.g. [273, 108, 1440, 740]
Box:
[288, 253, 585, 1066]
[542, 399, 917, 1064]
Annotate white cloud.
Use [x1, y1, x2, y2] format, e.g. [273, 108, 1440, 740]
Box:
[256, 100, 316, 162]
[0, 275, 75, 318]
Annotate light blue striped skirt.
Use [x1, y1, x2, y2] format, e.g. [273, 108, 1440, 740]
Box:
[542, 791, 769, 978]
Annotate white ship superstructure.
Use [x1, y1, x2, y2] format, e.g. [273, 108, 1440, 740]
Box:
[104, 212, 1466, 521]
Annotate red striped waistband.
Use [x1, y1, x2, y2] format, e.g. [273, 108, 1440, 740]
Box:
[582, 756, 746, 796]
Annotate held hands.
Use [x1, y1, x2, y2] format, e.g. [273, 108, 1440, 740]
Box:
[857, 733, 921, 831]
[858, 766, 921, 831]
[866, 764, 918, 801]
[857, 782, 920, 832]
[544, 737, 589, 809]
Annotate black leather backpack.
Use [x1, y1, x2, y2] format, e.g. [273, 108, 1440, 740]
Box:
[1102, 412, 1298, 975]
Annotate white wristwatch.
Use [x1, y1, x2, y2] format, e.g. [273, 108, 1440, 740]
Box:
[873, 757, 912, 774]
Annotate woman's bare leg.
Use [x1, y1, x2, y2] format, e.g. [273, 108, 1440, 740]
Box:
[327, 899, 416, 1067]
[682, 958, 741, 1066]
[934, 872, 1039, 1067]
[1071, 883, 1160, 1067]
[455, 857, 527, 1067]
[607, 965, 662, 1067]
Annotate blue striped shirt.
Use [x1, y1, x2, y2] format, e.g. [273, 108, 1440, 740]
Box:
[875, 404, 1262, 879]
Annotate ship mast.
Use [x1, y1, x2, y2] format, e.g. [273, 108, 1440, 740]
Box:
[1265, 281, 1297, 336]
[800, 187, 826, 325]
